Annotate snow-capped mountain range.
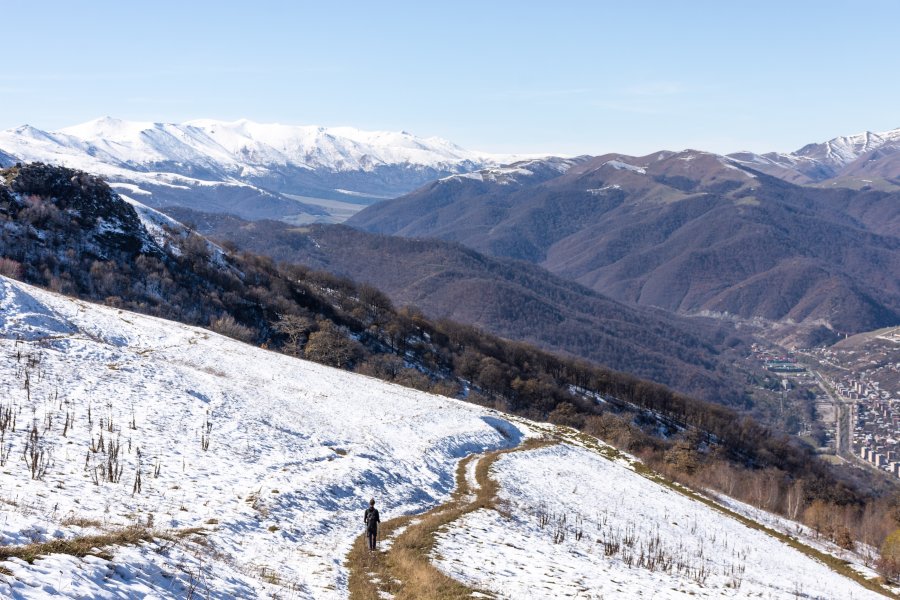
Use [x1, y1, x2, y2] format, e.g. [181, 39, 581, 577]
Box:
[729, 126, 900, 185]
[3, 118, 899, 225]
[0, 118, 524, 222]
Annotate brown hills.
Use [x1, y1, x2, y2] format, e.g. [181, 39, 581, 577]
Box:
[348, 152, 900, 343]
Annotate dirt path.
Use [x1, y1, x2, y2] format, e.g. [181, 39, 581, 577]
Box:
[346, 437, 553, 600]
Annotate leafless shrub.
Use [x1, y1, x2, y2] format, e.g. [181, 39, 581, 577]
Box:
[133, 456, 142, 496]
[0, 431, 11, 466]
[200, 413, 212, 452]
[210, 314, 255, 343]
[62, 411, 73, 437]
[0, 402, 16, 433]
[0, 257, 23, 279]
[23, 423, 51, 479]
[725, 561, 745, 589]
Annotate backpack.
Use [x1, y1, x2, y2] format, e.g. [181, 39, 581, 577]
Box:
[366, 508, 379, 529]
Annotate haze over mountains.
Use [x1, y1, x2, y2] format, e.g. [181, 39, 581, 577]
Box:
[0, 117, 523, 223]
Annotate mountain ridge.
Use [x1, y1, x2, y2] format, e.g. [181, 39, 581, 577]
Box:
[728, 125, 900, 186]
[0, 117, 537, 222]
[349, 149, 900, 343]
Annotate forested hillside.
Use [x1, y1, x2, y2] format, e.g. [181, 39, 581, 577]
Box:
[349, 151, 900, 344]
[163, 208, 750, 404]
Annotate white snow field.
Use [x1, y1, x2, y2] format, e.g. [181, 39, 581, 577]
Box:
[0, 276, 523, 598]
[433, 443, 886, 600]
[0, 275, 889, 599]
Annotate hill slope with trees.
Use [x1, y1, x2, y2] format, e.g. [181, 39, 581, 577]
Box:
[349, 152, 900, 344]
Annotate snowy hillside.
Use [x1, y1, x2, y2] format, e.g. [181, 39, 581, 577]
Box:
[0, 119, 526, 222]
[0, 276, 518, 598]
[434, 440, 887, 599]
[53, 117, 502, 174]
[0, 276, 892, 598]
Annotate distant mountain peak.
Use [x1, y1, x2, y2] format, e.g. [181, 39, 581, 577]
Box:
[729, 125, 900, 184]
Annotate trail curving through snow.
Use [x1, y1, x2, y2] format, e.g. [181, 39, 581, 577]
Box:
[346, 438, 556, 600]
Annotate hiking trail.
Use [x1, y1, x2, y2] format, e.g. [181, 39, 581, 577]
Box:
[346, 437, 554, 600]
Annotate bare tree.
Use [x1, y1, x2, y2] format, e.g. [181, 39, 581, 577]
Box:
[304, 322, 363, 369]
[274, 313, 315, 355]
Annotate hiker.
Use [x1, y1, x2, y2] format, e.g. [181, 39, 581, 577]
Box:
[364, 498, 380, 551]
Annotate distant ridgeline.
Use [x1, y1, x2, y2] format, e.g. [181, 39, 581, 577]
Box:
[0, 163, 889, 541]
[349, 150, 900, 345]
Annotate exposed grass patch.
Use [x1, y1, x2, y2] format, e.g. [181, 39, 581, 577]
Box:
[172, 527, 208, 538]
[347, 438, 554, 600]
[60, 516, 103, 528]
[0, 523, 216, 572]
[0, 525, 154, 564]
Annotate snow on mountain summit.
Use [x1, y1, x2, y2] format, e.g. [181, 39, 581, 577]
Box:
[50, 117, 504, 172]
[794, 127, 900, 164]
[0, 118, 527, 221]
[728, 125, 900, 184]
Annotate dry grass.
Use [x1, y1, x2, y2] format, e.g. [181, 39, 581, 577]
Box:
[347, 438, 555, 600]
[0, 523, 215, 573]
[60, 516, 103, 528]
[0, 525, 155, 564]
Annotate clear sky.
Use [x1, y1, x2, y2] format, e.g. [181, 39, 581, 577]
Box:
[3, 0, 899, 156]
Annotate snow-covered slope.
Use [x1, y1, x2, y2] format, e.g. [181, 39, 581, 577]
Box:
[434, 442, 885, 599]
[438, 156, 585, 186]
[49, 117, 502, 174]
[0, 118, 525, 222]
[0, 275, 518, 598]
[0, 276, 889, 598]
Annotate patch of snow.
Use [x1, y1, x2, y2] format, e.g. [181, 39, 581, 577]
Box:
[718, 158, 757, 178]
[586, 185, 621, 195]
[602, 160, 646, 174]
[333, 188, 393, 199]
[108, 182, 151, 196]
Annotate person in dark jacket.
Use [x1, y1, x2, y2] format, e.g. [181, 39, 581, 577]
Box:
[364, 498, 380, 551]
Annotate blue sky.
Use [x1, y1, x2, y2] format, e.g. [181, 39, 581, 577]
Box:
[3, 0, 899, 155]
